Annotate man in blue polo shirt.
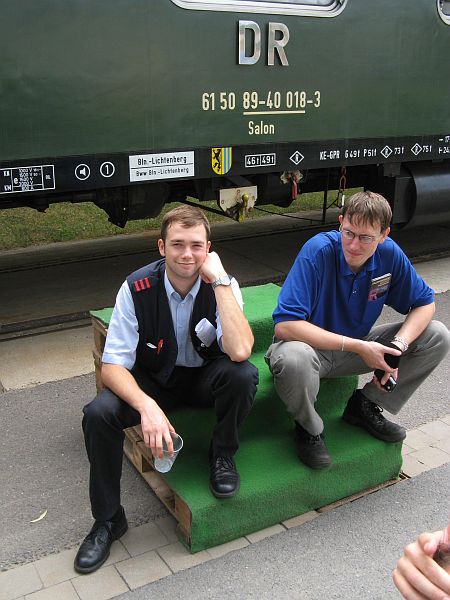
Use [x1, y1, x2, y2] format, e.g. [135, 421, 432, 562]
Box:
[265, 191, 450, 469]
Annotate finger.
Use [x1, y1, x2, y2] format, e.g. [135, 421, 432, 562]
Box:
[381, 360, 397, 374]
[402, 545, 450, 597]
[392, 568, 427, 600]
[419, 532, 441, 557]
[380, 371, 390, 385]
[154, 433, 164, 459]
[385, 346, 402, 356]
[423, 540, 440, 557]
[164, 431, 175, 457]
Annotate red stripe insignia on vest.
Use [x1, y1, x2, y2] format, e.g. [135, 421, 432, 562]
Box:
[134, 278, 151, 292]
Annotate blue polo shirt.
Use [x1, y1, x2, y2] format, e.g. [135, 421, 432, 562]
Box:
[273, 230, 434, 339]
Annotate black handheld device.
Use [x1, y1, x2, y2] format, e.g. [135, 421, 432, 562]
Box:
[374, 370, 397, 392]
[374, 341, 401, 393]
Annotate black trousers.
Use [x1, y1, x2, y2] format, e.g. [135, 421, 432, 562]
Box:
[82, 356, 258, 521]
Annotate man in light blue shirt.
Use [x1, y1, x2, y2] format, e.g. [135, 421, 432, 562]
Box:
[75, 206, 258, 574]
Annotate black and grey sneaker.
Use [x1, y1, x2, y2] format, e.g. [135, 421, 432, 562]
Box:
[342, 390, 406, 443]
[294, 422, 332, 470]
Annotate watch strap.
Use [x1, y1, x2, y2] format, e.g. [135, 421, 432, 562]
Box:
[211, 275, 232, 289]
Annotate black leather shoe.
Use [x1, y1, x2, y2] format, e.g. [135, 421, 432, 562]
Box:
[74, 507, 128, 574]
[294, 422, 332, 469]
[209, 455, 240, 498]
[342, 390, 406, 443]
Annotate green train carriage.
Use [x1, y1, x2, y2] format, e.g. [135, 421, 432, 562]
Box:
[1, 0, 449, 227]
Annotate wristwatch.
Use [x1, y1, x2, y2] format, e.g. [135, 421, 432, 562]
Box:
[211, 274, 232, 289]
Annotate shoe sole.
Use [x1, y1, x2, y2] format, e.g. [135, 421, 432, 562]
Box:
[74, 521, 128, 574]
[342, 413, 406, 443]
[209, 480, 240, 499]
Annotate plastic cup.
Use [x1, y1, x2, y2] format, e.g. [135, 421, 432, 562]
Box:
[153, 434, 183, 473]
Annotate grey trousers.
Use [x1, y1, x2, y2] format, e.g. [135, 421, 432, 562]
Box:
[265, 320, 450, 436]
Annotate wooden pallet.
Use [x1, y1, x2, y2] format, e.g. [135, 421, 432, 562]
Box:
[123, 423, 405, 548]
[317, 471, 409, 513]
[123, 425, 192, 546]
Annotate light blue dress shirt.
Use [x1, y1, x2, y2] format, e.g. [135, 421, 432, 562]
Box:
[103, 273, 243, 370]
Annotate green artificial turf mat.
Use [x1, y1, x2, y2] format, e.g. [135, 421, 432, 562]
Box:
[92, 283, 403, 552]
[164, 365, 402, 552]
[164, 284, 403, 551]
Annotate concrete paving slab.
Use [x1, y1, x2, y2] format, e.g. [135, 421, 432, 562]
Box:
[156, 542, 210, 573]
[0, 327, 93, 390]
[206, 538, 250, 560]
[245, 524, 286, 544]
[415, 256, 450, 293]
[401, 443, 414, 456]
[432, 437, 450, 453]
[71, 566, 128, 600]
[120, 523, 169, 557]
[24, 581, 79, 600]
[34, 548, 78, 588]
[282, 511, 320, 529]
[405, 428, 437, 450]
[418, 419, 450, 440]
[114, 551, 171, 590]
[154, 516, 179, 544]
[431, 438, 450, 454]
[401, 455, 432, 477]
[408, 446, 450, 469]
[0, 563, 42, 600]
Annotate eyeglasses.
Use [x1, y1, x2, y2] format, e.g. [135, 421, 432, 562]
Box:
[339, 227, 378, 245]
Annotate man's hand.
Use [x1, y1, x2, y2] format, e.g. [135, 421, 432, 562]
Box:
[358, 340, 401, 373]
[101, 364, 176, 459]
[199, 252, 227, 284]
[140, 399, 176, 460]
[370, 340, 403, 390]
[393, 530, 450, 598]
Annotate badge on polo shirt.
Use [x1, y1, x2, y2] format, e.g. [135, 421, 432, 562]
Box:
[368, 273, 391, 301]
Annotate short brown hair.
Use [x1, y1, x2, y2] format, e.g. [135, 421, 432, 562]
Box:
[160, 205, 211, 241]
[342, 191, 392, 231]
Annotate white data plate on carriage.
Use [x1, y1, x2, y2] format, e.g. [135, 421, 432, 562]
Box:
[129, 152, 195, 181]
[0, 165, 55, 194]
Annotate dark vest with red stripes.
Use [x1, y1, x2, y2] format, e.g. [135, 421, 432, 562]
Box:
[127, 258, 223, 385]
